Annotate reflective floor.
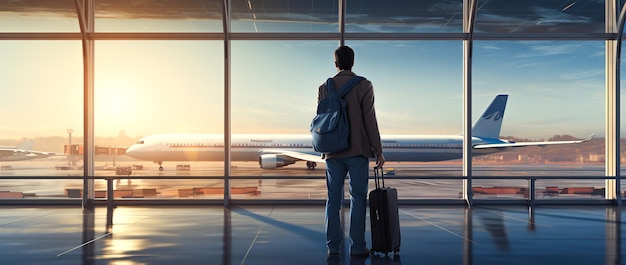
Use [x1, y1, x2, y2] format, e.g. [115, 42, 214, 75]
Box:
[0, 204, 623, 265]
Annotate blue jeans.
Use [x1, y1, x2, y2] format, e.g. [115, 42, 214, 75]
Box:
[325, 155, 369, 254]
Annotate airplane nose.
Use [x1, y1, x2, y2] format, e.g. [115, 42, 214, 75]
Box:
[125, 145, 139, 158]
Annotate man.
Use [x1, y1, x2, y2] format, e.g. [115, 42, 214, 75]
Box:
[319, 45, 385, 256]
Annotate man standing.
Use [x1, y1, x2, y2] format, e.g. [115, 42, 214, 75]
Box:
[319, 45, 385, 256]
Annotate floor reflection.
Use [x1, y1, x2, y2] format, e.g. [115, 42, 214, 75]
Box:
[475, 209, 510, 251]
[82, 206, 95, 265]
[67, 205, 625, 265]
[224, 206, 231, 265]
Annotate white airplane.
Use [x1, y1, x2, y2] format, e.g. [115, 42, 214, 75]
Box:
[0, 139, 57, 162]
[125, 94, 593, 171]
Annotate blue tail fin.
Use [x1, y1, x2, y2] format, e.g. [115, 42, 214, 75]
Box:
[471, 94, 508, 139]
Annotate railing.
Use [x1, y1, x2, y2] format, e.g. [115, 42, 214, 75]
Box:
[0, 175, 622, 206]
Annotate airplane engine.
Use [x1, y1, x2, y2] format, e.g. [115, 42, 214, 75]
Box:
[259, 154, 295, 169]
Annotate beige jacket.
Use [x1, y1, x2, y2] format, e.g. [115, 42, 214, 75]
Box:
[317, 70, 383, 159]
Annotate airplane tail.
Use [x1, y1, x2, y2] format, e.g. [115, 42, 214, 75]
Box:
[16, 139, 34, 150]
[471, 94, 508, 139]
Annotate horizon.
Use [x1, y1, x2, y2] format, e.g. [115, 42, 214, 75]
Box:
[0, 131, 603, 140]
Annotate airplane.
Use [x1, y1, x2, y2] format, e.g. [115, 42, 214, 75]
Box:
[0, 139, 57, 162]
[125, 94, 593, 171]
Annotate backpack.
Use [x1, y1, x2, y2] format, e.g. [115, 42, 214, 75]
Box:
[310, 76, 364, 154]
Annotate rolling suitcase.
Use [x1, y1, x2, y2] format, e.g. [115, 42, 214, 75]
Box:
[369, 166, 401, 255]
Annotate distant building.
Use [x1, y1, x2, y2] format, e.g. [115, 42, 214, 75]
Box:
[588, 154, 604, 162]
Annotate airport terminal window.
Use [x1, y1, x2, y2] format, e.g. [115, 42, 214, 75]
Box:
[0, 0, 79, 32]
[94, 40, 224, 178]
[0, 40, 83, 199]
[345, 0, 463, 33]
[344, 40, 463, 199]
[230, 40, 332, 190]
[94, 0, 223, 32]
[474, 0, 604, 34]
[1, 1, 625, 203]
[345, 40, 462, 139]
[230, 0, 338, 32]
[472, 40, 605, 199]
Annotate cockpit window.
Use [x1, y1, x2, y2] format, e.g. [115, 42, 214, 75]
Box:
[136, 140, 144, 144]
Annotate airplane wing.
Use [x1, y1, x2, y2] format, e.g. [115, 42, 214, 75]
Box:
[259, 149, 325, 163]
[26, 150, 57, 156]
[473, 134, 594, 149]
[0, 150, 14, 157]
[0, 149, 56, 159]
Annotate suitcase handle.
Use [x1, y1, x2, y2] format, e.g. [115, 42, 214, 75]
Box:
[373, 166, 385, 189]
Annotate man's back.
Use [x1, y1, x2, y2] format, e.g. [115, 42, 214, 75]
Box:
[318, 70, 382, 159]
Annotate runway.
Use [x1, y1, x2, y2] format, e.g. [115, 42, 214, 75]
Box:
[0, 158, 618, 200]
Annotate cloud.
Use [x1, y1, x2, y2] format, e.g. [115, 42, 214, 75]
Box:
[560, 69, 604, 82]
[515, 41, 593, 57]
[532, 6, 592, 25]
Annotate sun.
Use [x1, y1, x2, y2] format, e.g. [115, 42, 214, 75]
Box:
[96, 79, 138, 114]
[95, 78, 142, 134]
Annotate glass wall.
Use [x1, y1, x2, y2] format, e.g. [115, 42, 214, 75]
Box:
[472, 40, 605, 200]
[0, 0, 78, 32]
[94, 40, 224, 198]
[0, 0, 623, 203]
[345, 0, 463, 33]
[473, 0, 604, 34]
[94, 0, 223, 32]
[92, 0, 226, 200]
[231, 0, 338, 32]
[0, 1, 82, 199]
[0, 40, 83, 198]
[349, 40, 463, 199]
[470, 0, 607, 201]
[229, 40, 332, 199]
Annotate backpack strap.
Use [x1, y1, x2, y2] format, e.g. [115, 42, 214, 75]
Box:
[325, 78, 336, 98]
[325, 76, 364, 98]
[336, 76, 364, 98]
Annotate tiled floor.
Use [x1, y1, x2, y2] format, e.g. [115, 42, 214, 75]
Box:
[0, 205, 623, 265]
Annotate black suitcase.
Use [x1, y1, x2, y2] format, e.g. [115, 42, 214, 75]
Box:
[369, 166, 401, 255]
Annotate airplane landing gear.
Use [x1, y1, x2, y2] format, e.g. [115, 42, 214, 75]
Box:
[306, 161, 317, 170]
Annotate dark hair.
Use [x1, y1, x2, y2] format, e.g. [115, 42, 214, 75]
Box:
[334, 46, 354, 71]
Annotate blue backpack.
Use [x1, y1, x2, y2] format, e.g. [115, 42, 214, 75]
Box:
[310, 76, 364, 154]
